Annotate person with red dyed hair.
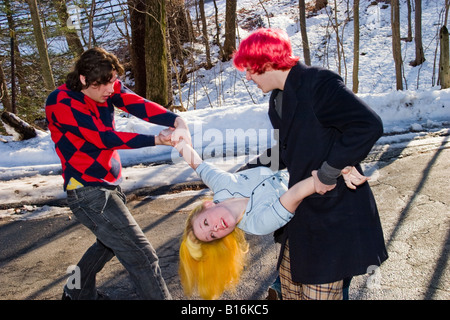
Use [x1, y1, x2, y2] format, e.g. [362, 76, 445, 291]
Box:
[233, 28, 388, 300]
[233, 28, 299, 75]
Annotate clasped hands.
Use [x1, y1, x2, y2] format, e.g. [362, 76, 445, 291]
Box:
[156, 118, 191, 148]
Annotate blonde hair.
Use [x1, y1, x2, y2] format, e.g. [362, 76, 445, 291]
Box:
[179, 201, 249, 300]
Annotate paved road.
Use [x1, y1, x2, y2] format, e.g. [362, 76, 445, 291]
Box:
[0, 130, 449, 300]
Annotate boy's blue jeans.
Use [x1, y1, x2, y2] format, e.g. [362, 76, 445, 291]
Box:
[65, 185, 171, 300]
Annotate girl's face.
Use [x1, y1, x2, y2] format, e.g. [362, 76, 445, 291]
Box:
[192, 201, 237, 242]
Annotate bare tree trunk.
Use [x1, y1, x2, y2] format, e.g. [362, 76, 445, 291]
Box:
[445, 0, 450, 25]
[184, 3, 195, 43]
[166, 2, 187, 111]
[440, 26, 450, 89]
[145, 0, 169, 106]
[5, 0, 28, 98]
[213, 0, 225, 60]
[199, 0, 212, 68]
[0, 59, 11, 112]
[86, 0, 96, 48]
[410, 0, 426, 66]
[333, 0, 341, 75]
[76, 1, 95, 48]
[169, 0, 192, 43]
[128, 0, 147, 97]
[26, 0, 55, 91]
[298, 0, 311, 66]
[9, 32, 17, 114]
[405, 0, 413, 42]
[167, 0, 190, 83]
[166, 19, 174, 108]
[352, 0, 360, 93]
[223, 0, 237, 62]
[391, 0, 403, 90]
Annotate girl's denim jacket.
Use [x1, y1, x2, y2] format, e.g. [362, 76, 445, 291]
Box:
[195, 162, 293, 235]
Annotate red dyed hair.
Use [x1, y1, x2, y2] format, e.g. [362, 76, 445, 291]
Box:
[233, 28, 299, 74]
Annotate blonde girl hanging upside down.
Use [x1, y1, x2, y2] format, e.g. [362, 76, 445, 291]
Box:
[157, 129, 368, 300]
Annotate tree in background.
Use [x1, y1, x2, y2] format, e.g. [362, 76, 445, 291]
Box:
[52, 0, 84, 58]
[128, 0, 147, 97]
[391, 0, 403, 90]
[410, 0, 425, 66]
[0, 59, 11, 112]
[222, 0, 237, 61]
[298, 0, 311, 66]
[352, 0, 360, 93]
[440, 0, 450, 89]
[26, 0, 55, 92]
[198, 0, 212, 69]
[145, 0, 169, 106]
[439, 26, 449, 89]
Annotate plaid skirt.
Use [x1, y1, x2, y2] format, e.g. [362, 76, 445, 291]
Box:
[279, 240, 343, 300]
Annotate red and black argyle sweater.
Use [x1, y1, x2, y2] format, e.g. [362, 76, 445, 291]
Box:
[45, 80, 178, 190]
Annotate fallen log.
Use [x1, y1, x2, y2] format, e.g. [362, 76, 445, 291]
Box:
[1, 111, 38, 140]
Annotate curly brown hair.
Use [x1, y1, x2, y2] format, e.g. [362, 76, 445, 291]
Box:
[66, 47, 125, 91]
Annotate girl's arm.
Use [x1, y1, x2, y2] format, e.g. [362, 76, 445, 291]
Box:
[279, 175, 316, 213]
[158, 128, 241, 191]
[175, 139, 203, 169]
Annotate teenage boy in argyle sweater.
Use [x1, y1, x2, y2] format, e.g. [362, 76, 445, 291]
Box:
[46, 47, 191, 300]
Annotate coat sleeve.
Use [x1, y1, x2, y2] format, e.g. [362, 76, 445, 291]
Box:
[311, 69, 383, 169]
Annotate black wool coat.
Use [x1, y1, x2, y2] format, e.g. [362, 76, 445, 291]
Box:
[266, 62, 388, 284]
